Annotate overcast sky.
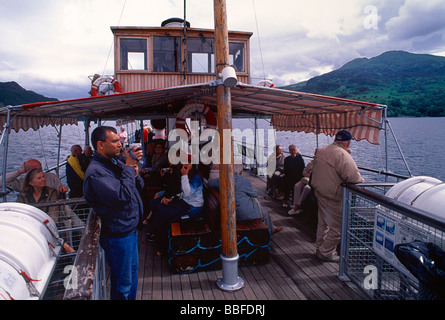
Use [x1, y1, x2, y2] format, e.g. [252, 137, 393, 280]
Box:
[1, 0, 444, 101]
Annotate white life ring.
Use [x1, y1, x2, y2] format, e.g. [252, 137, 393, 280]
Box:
[257, 79, 275, 88]
[90, 75, 122, 96]
[175, 103, 217, 141]
[153, 128, 167, 140]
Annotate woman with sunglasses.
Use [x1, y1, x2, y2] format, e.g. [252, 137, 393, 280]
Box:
[16, 168, 79, 253]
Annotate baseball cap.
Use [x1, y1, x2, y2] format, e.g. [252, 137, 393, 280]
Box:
[335, 130, 354, 141]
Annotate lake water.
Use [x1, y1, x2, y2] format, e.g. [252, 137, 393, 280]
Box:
[2, 117, 445, 185]
[252, 117, 445, 182]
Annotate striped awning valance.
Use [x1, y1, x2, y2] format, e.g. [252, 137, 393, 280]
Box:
[0, 115, 78, 133]
[271, 108, 383, 145]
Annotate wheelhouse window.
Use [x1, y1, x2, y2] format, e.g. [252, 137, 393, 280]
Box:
[120, 38, 147, 70]
[229, 42, 245, 72]
[187, 37, 215, 73]
[153, 36, 181, 72]
[187, 38, 245, 73]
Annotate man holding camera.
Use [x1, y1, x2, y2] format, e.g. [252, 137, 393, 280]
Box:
[83, 126, 144, 300]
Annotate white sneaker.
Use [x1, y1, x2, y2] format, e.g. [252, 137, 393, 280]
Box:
[316, 250, 340, 263]
[288, 208, 303, 215]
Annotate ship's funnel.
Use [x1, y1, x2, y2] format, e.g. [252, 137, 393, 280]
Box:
[161, 18, 190, 28]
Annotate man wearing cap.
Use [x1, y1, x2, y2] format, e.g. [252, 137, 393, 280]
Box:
[310, 130, 364, 262]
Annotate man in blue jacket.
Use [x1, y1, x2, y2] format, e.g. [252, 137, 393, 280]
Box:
[83, 126, 144, 300]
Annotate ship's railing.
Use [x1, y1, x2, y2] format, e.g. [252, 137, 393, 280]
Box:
[62, 206, 106, 300]
[30, 198, 106, 300]
[236, 138, 411, 183]
[338, 183, 445, 300]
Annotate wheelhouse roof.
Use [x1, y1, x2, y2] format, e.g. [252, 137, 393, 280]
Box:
[0, 82, 385, 144]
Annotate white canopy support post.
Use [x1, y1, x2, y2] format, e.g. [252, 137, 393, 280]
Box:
[1, 107, 12, 201]
[55, 121, 63, 178]
[84, 117, 91, 147]
[386, 118, 413, 178]
[254, 116, 258, 175]
[383, 107, 389, 182]
[316, 114, 320, 149]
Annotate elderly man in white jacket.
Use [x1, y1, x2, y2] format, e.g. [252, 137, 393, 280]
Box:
[310, 130, 365, 262]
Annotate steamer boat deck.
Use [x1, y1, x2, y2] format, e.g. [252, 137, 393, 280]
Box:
[135, 172, 368, 300]
[1, 12, 403, 302]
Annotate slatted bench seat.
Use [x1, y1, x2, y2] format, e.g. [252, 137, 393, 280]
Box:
[168, 184, 271, 273]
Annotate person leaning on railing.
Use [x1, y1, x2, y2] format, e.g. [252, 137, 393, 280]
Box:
[310, 130, 365, 263]
[16, 168, 82, 253]
[1, 158, 69, 197]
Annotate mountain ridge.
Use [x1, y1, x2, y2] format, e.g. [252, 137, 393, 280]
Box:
[0, 81, 58, 107]
[281, 50, 445, 117]
[2, 51, 445, 117]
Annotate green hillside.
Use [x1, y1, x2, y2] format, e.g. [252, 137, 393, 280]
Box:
[281, 51, 445, 117]
[0, 81, 57, 107]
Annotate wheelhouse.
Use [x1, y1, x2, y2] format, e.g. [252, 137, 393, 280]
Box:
[112, 19, 252, 92]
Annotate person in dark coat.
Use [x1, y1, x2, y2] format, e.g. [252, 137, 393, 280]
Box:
[281, 144, 305, 207]
[208, 164, 282, 234]
[83, 126, 144, 300]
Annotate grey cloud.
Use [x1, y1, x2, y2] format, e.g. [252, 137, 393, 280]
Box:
[0, 61, 15, 72]
[385, 1, 445, 41]
[2, 1, 445, 99]
[262, 1, 445, 86]
[26, 80, 89, 101]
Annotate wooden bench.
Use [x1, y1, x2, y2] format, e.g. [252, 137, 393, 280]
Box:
[168, 184, 271, 273]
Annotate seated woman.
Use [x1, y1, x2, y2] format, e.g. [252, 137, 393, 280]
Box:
[267, 145, 286, 198]
[16, 168, 83, 253]
[140, 141, 169, 187]
[145, 162, 204, 254]
[288, 160, 313, 215]
[140, 141, 169, 219]
[141, 160, 175, 225]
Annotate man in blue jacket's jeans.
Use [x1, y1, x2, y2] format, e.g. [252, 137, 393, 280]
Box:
[83, 126, 144, 300]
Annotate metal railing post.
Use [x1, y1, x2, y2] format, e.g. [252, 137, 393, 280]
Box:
[338, 186, 350, 281]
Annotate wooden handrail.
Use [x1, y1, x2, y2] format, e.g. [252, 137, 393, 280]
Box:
[63, 210, 102, 300]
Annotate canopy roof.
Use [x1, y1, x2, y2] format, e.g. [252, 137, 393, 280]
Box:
[0, 82, 385, 144]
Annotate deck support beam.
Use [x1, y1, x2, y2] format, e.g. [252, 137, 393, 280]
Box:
[214, 0, 244, 292]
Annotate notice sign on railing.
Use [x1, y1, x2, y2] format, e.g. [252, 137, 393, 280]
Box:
[373, 208, 429, 280]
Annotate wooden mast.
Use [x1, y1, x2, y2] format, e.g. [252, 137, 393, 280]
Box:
[214, 0, 244, 291]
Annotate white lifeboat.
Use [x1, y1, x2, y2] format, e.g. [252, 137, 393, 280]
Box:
[0, 203, 63, 300]
[385, 176, 445, 220]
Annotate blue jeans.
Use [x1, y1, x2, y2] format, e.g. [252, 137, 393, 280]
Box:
[100, 231, 139, 300]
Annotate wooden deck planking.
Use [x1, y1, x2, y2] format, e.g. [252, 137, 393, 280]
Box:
[135, 172, 368, 300]
[249, 173, 367, 300]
